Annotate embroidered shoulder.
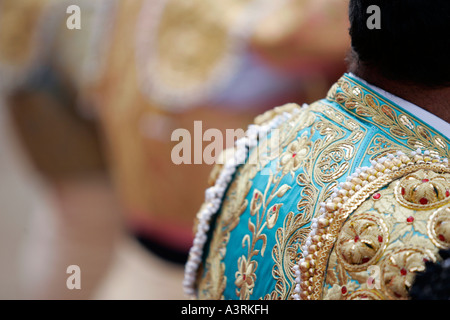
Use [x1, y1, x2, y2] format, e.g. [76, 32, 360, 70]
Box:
[184, 103, 301, 297]
[293, 149, 450, 300]
[327, 75, 450, 158]
[208, 103, 304, 187]
[193, 148, 240, 235]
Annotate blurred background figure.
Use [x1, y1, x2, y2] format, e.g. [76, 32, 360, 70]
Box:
[0, 0, 349, 299]
[0, 0, 184, 299]
[0, 0, 125, 300]
[99, 0, 349, 264]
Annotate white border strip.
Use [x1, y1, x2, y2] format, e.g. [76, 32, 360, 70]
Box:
[183, 105, 303, 297]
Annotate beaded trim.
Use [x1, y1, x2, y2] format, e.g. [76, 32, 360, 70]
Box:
[183, 105, 303, 298]
[292, 148, 449, 300]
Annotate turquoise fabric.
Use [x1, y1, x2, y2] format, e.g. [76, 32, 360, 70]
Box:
[199, 73, 450, 300]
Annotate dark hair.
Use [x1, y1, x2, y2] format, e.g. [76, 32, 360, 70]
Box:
[348, 0, 450, 87]
[409, 249, 450, 300]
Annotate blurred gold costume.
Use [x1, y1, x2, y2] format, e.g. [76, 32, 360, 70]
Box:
[95, 0, 349, 259]
[0, 0, 47, 89]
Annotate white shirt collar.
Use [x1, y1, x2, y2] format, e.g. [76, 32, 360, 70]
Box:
[348, 73, 450, 138]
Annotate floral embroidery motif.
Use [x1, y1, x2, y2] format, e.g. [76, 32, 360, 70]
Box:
[336, 213, 389, 271]
[197, 165, 252, 299]
[266, 211, 310, 300]
[367, 134, 410, 162]
[250, 104, 314, 174]
[307, 152, 450, 300]
[194, 75, 450, 300]
[264, 104, 366, 300]
[395, 169, 450, 210]
[279, 133, 311, 178]
[235, 173, 288, 299]
[327, 76, 449, 158]
[198, 104, 319, 299]
[235, 256, 258, 299]
[238, 104, 365, 300]
[428, 207, 450, 249]
[381, 247, 436, 299]
[389, 202, 430, 243]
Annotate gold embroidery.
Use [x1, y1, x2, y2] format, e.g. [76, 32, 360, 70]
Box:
[236, 102, 366, 300]
[428, 207, 450, 249]
[198, 104, 316, 299]
[389, 200, 430, 244]
[367, 134, 410, 162]
[346, 290, 384, 300]
[267, 211, 310, 300]
[336, 213, 389, 271]
[279, 133, 311, 178]
[197, 165, 252, 299]
[237, 106, 339, 299]
[235, 173, 288, 299]
[395, 169, 450, 210]
[380, 247, 436, 300]
[296, 102, 366, 224]
[310, 102, 366, 187]
[197, 75, 450, 300]
[250, 104, 314, 174]
[327, 77, 449, 158]
[262, 103, 366, 299]
[235, 256, 258, 299]
[312, 155, 450, 300]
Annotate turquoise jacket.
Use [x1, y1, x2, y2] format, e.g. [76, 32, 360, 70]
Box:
[185, 73, 450, 300]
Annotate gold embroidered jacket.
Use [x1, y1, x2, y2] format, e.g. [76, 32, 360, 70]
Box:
[186, 73, 450, 300]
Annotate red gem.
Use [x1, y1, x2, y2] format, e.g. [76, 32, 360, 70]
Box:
[419, 198, 429, 205]
[378, 235, 383, 243]
[354, 235, 360, 242]
[292, 153, 297, 158]
[373, 193, 381, 200]
[362, 257, 370, 263]
[401, 188, 406, 196]
[406, 216, 415, 223]
[400, 268, 407, 276]
[422, 179, 429, 183]
[341, 286, 347, 295]
[242, 274, 246, 281]
[439, 234, 446, 242]
[446, 190, 450, 197]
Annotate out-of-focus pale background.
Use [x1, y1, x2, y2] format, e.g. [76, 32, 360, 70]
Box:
[0, 91, 186, 299]
[0, 0, 350, 299]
